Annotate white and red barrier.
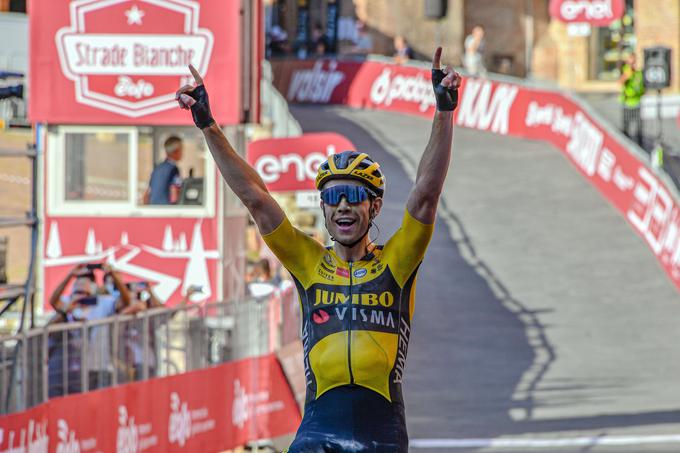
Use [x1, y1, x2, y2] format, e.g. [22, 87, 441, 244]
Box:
[0, 354, 300, 452]
[271, 59, 680, 291]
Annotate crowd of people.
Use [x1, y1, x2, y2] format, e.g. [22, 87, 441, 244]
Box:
[45, 262, 197, 397]
[267, 19, 418, 65]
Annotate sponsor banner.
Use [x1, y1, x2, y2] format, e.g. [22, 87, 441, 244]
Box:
[29, 0, 242, 124]
[0, 355, 300, 453]
[549, 0, 625, 26]
[247, 132, 355, 192]
[270, 59, 680, 291]
[42, 217, 220, 308]
[0, 405, 49, 453]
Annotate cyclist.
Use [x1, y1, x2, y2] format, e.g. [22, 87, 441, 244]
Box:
[177, 47, 460, 452]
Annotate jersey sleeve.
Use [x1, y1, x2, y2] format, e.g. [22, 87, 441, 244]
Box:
[261, 217, 326, 288]
[382, 208, 435, 287]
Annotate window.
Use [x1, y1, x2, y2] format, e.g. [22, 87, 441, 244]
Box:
[588, 0, 635, 81]
[48, 126, 214, 216]
[9, 0, 26, 13]
[64, 132, 130, 202]
[137, 129, 207, 207]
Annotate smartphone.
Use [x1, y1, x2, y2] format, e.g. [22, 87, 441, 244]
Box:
[86, 263, 103, 270]
[188, 284, 203, 293]
[78, 296, 98, 306]
[126, 281, 149, 291]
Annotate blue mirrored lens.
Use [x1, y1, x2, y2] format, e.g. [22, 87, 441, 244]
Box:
[321, 185, 369, 205]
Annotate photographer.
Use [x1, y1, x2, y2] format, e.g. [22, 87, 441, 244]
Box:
[48, 262, 131, 391]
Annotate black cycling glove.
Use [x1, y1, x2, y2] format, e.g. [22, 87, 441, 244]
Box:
[432, 69, 459, 111]
[187, 85, 216, 129]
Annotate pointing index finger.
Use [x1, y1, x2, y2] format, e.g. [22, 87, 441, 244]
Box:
[432, 47, 442, 70]
[188, 64, 203, 85]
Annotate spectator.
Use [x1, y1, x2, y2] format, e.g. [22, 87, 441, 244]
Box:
[48, 263, 131, 391]
[247, 259, 280, 298]
[119, 283, 200, 381]
[463, 25, 487, 77]
[310, 23, 329, 56]
[619, 52, 645, 146]
[346, 20, 373, 56]
[269, 25, 290, 57]
[393, 35, 414, 64]
[143, 136, 184, 205]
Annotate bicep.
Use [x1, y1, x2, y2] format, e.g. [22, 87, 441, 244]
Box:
[406, 186, 439, 224]
[250, 192, 287, 235]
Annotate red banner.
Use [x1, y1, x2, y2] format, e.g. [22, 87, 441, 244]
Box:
[0, 355, 301, 452]
[247, 132, 355, 192]
[28, 0, 242, 125]
[42, 216, 221, 308]
[548, 0, 625, 26]
[270, 59, 680, 291]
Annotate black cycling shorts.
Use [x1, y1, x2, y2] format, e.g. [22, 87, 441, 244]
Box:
[286, 385, 408, 453]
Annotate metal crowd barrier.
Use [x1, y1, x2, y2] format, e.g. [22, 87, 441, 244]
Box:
[0, 291, 301, 415]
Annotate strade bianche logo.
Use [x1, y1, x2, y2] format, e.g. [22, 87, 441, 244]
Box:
[55, 0, 213, 117]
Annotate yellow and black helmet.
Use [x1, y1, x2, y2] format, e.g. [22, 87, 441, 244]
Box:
[315, 151, 385, 197]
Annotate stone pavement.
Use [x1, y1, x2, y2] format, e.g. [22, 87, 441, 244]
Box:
[292, 104, 680, 453]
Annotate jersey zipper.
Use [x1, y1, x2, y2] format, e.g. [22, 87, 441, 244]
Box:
[348, 261, 354, 384]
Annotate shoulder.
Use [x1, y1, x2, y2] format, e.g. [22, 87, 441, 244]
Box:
[97, 295, 117, 313]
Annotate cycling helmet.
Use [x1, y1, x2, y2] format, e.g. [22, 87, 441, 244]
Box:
[315, 151, 385, 197]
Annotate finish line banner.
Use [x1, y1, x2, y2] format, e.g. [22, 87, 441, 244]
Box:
[0, 355, 300, 452]
[271, 59, 680, 291]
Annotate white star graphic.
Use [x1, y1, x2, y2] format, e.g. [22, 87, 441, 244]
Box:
[125, 5, 145, 25]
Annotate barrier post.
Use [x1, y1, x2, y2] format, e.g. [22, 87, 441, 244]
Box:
[112, 316, 119, 386]
[142, 310, 149, 381]
[81, 323, 88, 392]
[42, 330, 48, 403]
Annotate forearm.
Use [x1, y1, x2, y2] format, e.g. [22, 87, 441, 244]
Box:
[415, 111, 454, 195]
[111, 271, 131, 308]
[49, 274, 72, 310]
[202, 124, 271, 208]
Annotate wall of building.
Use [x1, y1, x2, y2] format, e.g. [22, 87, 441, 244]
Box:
[464, 0, 529, 76]
[354, 0, 465, 63]
[635, 0, 679, 93]
[270, 0, 679, 94]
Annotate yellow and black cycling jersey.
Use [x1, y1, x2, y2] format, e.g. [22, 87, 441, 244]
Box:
[263, 208, 433, 406]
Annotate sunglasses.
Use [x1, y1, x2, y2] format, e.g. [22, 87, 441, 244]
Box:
[320, 184, 376, 206]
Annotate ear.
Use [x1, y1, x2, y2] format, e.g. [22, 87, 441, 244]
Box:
[370, 197, 383, 218]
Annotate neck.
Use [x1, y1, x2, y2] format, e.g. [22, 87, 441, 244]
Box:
[333, 236, 373, 262]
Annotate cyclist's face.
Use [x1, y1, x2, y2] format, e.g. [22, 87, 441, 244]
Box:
[321, 180, 382, 244]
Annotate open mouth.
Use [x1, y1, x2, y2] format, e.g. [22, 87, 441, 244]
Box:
[335, 218, 356, 233]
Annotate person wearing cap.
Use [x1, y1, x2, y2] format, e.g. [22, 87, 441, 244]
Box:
[176, 47, 460, 452]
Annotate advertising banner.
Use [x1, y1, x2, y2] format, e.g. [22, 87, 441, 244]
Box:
[548, 0, 625, 26]
[29, 0, 242, 125]
[42, 216, 220, 308]
[270, 59, 680, 291]
[247, 132, 356, 192]
[0, 355, 301, 453]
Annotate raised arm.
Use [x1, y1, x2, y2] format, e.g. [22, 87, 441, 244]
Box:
[406, 48, 461, 224]
[176, 66, 285, 234]
[49, 264, 83, 312]
[104, 263, 131, 310]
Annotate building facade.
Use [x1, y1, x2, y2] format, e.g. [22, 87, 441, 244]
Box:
[269, 0, 679, 93]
